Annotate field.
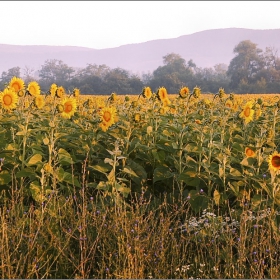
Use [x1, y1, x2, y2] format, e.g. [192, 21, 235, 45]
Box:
[1, 79, 280, 278]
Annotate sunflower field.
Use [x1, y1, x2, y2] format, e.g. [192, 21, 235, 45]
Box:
[0, 77, 280, 278]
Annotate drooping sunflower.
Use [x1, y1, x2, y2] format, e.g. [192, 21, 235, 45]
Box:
[99, 106, 117, 132]
[35, 95, 45, 109]
[245, 147, 256, 158]
[0, 88, 19, 110]
[157, 87, 168, 101]
[49, 84, 58, 96]
[27, 81, 40, 96]
[9, 77, 25, 93]
[179, 86, 189, 99]
[239, 101, 254, 124]
[60, 97, 77, 119]
[56, 86, 65, 98]
[142, 87, 152, 99]
[268, 152, 280, 173]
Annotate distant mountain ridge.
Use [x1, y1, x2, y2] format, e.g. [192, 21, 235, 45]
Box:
[1, 28, 280, 76]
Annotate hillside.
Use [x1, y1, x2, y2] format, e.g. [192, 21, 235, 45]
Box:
[1, 28, 280, 76]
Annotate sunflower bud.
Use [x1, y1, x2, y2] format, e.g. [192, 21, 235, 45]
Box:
[229, 93, 235, 101]
[257, 98, 263, 105]
[125, 95, 130, 102]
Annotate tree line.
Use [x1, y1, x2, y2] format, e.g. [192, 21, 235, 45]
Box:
[1, 40, 280, 94]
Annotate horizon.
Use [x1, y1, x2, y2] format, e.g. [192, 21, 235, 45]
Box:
[0, 27, 279, 50]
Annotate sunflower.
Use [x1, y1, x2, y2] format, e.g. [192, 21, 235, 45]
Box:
[49, 84, 58, 96]
[134, 113, 141, 123]
[0, 88, 19, 110]
[9, 77, 25, 93]
[255, 108, 262, 120]
[245, 147, 256, 158]
[60, 97, 77, 119]
[27, 81, 40, 96]
[73, 88, 80, 98]
[157, 87, 168, 101]
[56, 86, 65, 98]
[192, 86, 201, 98]
[225, 99, 233, 109]
[268, 152, 280, 173]
[162, 98, 171, 107]
[179, 87, 189, 99]
[239, 101, 254, 124]
[99, 106, 117, 132]
[35, 95, 45, 109]
[142, 87, 152, 99]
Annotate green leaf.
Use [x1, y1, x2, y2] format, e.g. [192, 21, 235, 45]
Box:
[240, 157, 257, 167]
[16, 168, 36, 179]
[90, 162, 112, 174]
[0, 171, 12, 185]
[153, 166, 173, 183]
[189, 194, 209, 214]
[178, 171, 200, 187]
[123, 167, 138, 177]
[58, 148, 73, 165]
[26, 154, 42, 166]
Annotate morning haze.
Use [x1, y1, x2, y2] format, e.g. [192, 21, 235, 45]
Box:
[1, 28, 280, 76]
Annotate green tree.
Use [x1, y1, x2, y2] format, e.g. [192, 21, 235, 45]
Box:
[227, 40, 263, 91]
[38, 59, 75, 91]
[150, 53, 193, 93]
[0, 66, 21, 88]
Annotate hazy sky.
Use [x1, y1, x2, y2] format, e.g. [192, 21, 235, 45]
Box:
[0, 1, 279, 49]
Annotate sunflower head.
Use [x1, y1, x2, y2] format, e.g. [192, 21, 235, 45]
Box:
[27, 81, 40, 97]
[9, 77, 25, 93]
[192, 86, 201, 98]
[142, 87, 152, 99]
[35, 95, 45, 109]
[179, 87, 189, 99]
[73, 88, 80, 98]
[239, 101, 255, 124]
[56, 86, 65, 98]
[268, 152, 280, 173]
[245, 147, 256, 158]
[0, 88, 19, 110]
[218, 88, 226, 99]
[60, 97, 77, 119]
[109, 92, 117, 102]
[49, 84, 58, 96]
[225, 99, 233, 109]
[134, 113, 141, 123]
[99, 106, 117, 132]
[157, 87, 168, 101]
